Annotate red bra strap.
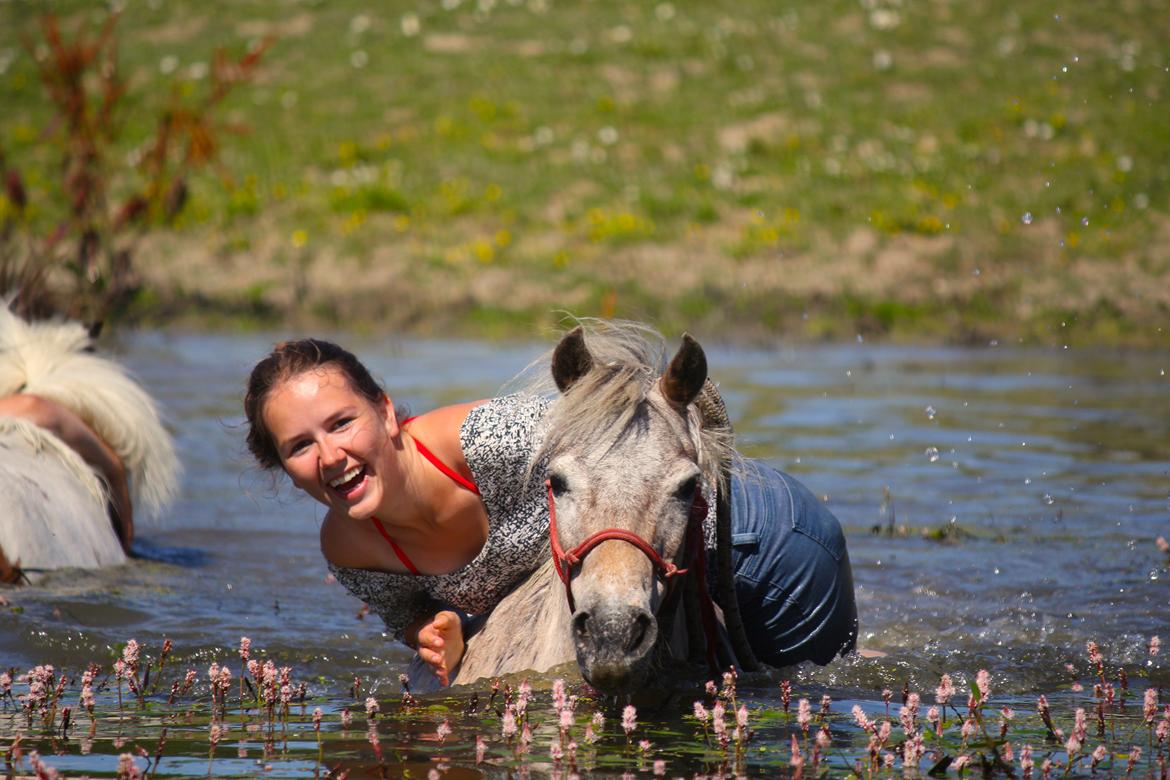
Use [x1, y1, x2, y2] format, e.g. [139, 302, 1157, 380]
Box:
[411, 436, 481, 496]
[370, 516, 421, 575]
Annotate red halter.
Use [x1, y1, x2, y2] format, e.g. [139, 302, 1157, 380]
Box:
[545, 480, 720, 669]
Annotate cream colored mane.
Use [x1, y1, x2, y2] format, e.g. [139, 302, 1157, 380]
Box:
[0, 304, 180, 520]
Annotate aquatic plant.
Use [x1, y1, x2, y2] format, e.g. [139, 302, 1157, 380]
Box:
[1, 634, 1168, 778]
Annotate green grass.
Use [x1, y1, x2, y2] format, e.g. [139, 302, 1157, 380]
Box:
[2, 0, 1169, 344]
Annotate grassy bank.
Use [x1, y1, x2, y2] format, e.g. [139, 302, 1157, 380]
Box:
[2, 0, 1168, 345]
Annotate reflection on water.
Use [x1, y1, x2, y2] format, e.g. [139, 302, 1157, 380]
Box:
[2, 332, 1168, 704]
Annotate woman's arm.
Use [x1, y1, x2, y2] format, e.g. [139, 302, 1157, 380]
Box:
[0, 393, 133, 552]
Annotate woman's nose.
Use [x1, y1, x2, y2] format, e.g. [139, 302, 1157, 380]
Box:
[319, 440, 346, 469]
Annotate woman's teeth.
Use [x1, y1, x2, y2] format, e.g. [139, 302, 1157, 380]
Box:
[329, 466, 363, 489]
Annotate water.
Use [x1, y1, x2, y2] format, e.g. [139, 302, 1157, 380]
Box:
[2, 331, 1168, 775]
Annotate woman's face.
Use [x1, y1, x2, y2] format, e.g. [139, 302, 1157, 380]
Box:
[262, 365, 397, 519]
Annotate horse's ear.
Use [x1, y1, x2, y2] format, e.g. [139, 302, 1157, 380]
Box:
[552, 326, 593, 392]
[660, 333, 707, 408]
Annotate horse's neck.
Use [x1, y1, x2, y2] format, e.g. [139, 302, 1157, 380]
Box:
[450, 558, 576, 687]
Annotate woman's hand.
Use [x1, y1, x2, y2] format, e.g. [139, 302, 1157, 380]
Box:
[415, 610, 465, 686]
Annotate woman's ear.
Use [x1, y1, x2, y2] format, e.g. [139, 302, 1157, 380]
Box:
[381, 393, 400, 437]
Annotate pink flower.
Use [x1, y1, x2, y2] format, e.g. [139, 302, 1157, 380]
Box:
[436, 719, 452, 742]
[1090, 745, 1107, 767]
[975, 669, 992, 700]
[653, 759, 666, 775]
[638, 739, 652, 753]
[549, 741, 563, 761]
[1157, 536, 1169, 553]
[693, 701, 709, 723]
[961, 718, 978, 740]
[790, 734, 804, 770]
[365, 697, 379, 718]
[552, 678, 567, 712]
[935, 674, 954, 705]
[737, 704, 748, 729]
[122, 640, 140, 670]
[475, 734, 486, 763]
[592, 711, 605, 731]
[927, 706, 941, 735]
[797, 698, 811, 732]
[852, 704, 871, 731]
[239, 637, 251, 661]
[559, 708, 573, 731]
[706, 680, 718, 696]
[501, 709, 517, 739]
[117, 753, 142, 779]
[1144, 688, 1158, 723]
[1086, 640, 1103, 666]
[952, 755, 971, 771]
[712, 701, 727, 737]
[1150, 635, 1161, 656]
[312, 708, 322, 729]
[622, 704, 637, 735]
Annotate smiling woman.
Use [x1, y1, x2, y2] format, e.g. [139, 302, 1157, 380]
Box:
[243, 339, 552, 685]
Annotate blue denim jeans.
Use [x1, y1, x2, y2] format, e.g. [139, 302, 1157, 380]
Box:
[717, 460, 858, 667]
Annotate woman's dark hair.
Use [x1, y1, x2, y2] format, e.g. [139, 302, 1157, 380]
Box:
[244, 338, 386, 470]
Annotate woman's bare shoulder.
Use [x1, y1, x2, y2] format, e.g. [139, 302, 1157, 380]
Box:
[320, 512, 375, 569]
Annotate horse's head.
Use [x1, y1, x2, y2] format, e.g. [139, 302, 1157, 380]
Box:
[539, 325, 713, 692]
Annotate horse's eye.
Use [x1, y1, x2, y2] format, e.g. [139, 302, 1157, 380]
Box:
[548, 473, 569, 497]
[675, 476, 699, 502]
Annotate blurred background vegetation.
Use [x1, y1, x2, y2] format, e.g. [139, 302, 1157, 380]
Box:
[1, 0, 1167, 345]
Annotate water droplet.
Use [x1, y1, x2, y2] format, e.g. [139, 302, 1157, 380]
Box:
[1024, 478, 1032, 485]
[925, 446, 940, 462]
[925, 405, 936, 420]
[1042, 493, 1054, 505]
[1081, 216, 1089, 226]
[1021, 211, 1033, 225]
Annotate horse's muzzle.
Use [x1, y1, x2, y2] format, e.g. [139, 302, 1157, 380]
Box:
[572, 603, 658, 691]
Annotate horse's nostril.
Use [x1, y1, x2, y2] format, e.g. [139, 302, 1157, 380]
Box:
[573, 611, 591, 640]
[627, 613, 651, 654]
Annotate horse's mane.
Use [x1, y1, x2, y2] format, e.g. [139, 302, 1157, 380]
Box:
[0, 303, 180, 521]
[511, 318, 734, 492]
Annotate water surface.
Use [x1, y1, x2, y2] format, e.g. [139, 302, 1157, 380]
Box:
[2, 331, 1167, 774]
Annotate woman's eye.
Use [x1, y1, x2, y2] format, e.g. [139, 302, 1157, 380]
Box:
[331, 417, 353, 431]
[288, 440, 310, 457]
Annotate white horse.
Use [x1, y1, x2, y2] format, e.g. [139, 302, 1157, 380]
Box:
[0, 304, 180, 578]
[410, 323, 747, 694]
